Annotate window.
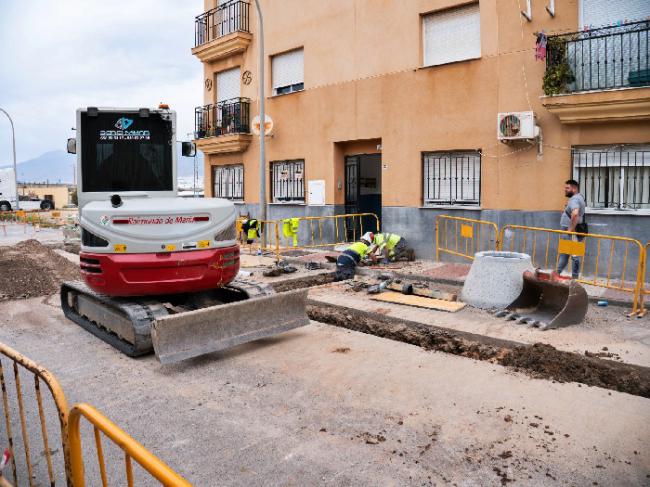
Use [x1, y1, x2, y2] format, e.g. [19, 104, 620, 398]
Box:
[216, 67, 241, 103]
[272, 48, 304, 95]
[572, 145, 650, 210]
[580, 0, 650, 28]
[423, 151, 481, 206]
[271, 160, 305, 203]
[213, 164, 244, 200]
[423, 3, 481, 67]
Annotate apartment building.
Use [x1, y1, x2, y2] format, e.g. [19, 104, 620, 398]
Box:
[192, 0, 650, 258]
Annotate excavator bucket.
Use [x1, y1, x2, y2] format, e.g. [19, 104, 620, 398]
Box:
[151, 289, 310, 364]
[499, 270, 588, 330]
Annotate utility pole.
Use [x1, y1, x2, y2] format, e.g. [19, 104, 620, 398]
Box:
[0, 107, 19, 210]
[254, 0, 266, 226]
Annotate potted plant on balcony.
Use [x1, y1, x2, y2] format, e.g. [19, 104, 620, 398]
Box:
[543, 36, 577, 95]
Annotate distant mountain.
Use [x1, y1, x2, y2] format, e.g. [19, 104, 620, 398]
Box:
[1, 147, 204, 184]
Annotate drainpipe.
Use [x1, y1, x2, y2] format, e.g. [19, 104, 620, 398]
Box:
[254, 0, 266, 236]
[0, 107, 19, 210]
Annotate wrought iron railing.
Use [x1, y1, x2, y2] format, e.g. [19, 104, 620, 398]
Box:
[423, 151, 481, 206]
[195, 0, 250, 47]
[194, 98, 251, 139]
[545, 20, 650, 94]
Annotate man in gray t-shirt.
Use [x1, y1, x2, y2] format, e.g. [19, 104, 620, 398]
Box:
[556, 179, 586, 278]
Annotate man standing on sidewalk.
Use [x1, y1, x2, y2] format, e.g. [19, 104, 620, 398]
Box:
[556, 179, 586, 279]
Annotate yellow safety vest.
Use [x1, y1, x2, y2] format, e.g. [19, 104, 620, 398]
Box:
[348, 241, 369, 259]
[282, 218, 300, 246]
[374, 233, 401, 255]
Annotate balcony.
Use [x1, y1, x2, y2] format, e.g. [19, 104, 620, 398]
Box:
[192, 1, 252, 63]
[541, 20, 650, 124]
[194, 98, 252, 155]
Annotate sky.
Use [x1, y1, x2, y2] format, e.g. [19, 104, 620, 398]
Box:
[0, 0, 203, 164]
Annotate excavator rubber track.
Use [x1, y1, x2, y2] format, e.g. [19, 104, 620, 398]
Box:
[60, 279, 309, 362]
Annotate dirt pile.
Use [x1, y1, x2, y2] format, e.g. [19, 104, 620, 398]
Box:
[0, 240, 79, 300]
[307, 302, 650, 398]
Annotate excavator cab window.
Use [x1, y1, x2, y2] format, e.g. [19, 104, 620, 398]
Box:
[80, 111, 173, 193]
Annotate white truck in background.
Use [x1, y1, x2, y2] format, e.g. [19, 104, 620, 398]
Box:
[0, 167, 55, 211]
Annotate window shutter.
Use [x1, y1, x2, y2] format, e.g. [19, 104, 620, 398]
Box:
[423, 3, 481, 67]
[581, 0, 650, 28]
[216, 67, 241, 103]
[272, 49, 304, 91]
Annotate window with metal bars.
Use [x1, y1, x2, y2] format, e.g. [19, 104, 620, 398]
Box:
[212, 164, 244, 201]
[271, 160, 305, 203]
[572, 145, 650, 210]
[423, 151, 481, 206]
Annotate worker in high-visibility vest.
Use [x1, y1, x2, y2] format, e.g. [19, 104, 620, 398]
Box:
[369, 232, 415, 263]
[335, 232, 374, 281]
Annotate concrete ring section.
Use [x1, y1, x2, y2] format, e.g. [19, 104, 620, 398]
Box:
[460, 251, 533, 309]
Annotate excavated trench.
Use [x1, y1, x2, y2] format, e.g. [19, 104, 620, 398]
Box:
[306, 301, 650, 399]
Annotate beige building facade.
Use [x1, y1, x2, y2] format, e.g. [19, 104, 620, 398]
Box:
[18, 183, 72, 209]
[192, 0, 650, 258]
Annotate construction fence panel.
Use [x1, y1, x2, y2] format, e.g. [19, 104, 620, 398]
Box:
[68, 404, 191, 487]
[274, 213, 380, 253]
[639, 242, 649, 318]
[435, 215, 499, 261]
[237, 213, 380, 259]
[0, 342, 71, 486]
[498, 225, 645, 316]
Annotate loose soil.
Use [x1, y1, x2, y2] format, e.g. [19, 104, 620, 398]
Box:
[0, 240, 80, 300]
[307, 301, 650, 398]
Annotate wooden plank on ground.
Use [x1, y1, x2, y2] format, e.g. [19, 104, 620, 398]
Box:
[370, 291, 466, 312]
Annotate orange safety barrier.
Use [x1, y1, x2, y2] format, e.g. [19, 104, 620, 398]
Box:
[0, 342, 191, 486]
[435, 215, 499, 261]
[638, 242, 649, 318]
[498, 225, 646, 316]
[68, 404, 191, 487]
[0, 342, 71, 486]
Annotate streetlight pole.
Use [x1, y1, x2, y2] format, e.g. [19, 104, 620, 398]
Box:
[0, 107, 19, 210]
[254, 0, 266, 227]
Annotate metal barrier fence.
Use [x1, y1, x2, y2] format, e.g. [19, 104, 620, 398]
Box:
[0, 343, 191, 486]
[435, 215, 499, 261]
[68, 404, 191, 487]
[0, 342, 71, 486]
[498, 225, 646, 316]
[639, 242, 650, 318]
[237, 213, 380, 260]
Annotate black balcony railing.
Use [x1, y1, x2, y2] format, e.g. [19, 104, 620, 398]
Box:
[195, 98, 251, 139]
[195, 0, 250, 47]
[545, 20, 650, 95]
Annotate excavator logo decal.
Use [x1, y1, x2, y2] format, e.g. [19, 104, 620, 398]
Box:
[115, 117, 134, 130]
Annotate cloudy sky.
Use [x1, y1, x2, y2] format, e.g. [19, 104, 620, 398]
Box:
[0, 0, 203, 164]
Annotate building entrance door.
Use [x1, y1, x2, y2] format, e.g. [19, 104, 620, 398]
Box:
[344, 154, 381, 239]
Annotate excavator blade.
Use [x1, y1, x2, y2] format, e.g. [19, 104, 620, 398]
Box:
[151, 289, 310, 364]
[506, 270, 588, 329]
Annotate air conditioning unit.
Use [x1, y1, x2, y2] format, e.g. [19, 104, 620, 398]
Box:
[497, 111, 538, 141]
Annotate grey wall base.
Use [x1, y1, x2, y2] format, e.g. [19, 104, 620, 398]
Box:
[232, 203, 650, 268]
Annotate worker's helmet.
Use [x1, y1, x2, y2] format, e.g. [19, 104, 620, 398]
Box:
[361, 232, 374, 244]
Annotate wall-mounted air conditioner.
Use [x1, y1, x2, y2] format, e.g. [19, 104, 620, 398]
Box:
[497, 111, 538, 141]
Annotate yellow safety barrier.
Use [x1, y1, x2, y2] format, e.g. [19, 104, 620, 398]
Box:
[498, 225, 646, 316]
[274, 213, 380, 253]
[0, 342, 71, 485]
[435, 215, 499, 261]
[236, 213, 380, 260]
[68, 404, 191, 487]
[638, 242, 649, 318]
[0, 342, 191, 486]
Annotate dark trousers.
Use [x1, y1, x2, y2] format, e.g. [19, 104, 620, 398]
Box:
[335, 250, 360, 281]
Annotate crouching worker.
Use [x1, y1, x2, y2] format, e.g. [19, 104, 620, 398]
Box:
[370, 233, 415, 263]
[335, 232, 373, 281]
